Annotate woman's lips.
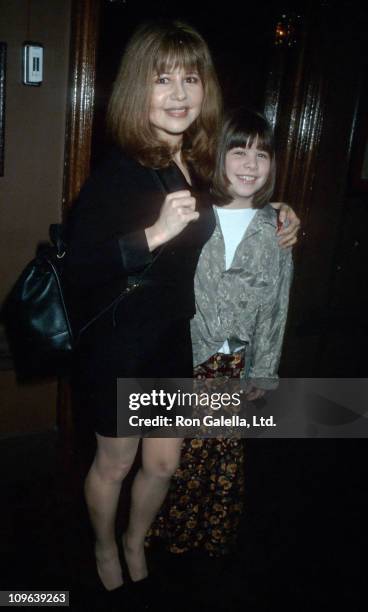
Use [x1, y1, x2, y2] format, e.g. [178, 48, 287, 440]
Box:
[165, 107, 189, 117]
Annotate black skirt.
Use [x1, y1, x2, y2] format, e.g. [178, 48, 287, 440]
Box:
[71, 316, 193, 437]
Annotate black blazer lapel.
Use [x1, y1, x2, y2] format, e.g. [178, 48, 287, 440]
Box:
[151, 164, 191, 195]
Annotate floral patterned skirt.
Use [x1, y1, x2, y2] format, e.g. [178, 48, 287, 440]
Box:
[146, 351, 245, 556]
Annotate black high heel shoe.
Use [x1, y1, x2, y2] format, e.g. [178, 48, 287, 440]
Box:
[120, 535, 154, 610]
[128, 576, 155, 611]
[91, 556, 128, 609]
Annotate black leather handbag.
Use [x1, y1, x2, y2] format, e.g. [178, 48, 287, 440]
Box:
[1, 224, 149, 380]
[1, 224, 73, 378]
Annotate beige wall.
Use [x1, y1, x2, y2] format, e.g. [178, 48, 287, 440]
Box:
[0, 0, 71, 435]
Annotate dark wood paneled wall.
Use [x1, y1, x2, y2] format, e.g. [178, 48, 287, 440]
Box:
[263, 2, 368, 376]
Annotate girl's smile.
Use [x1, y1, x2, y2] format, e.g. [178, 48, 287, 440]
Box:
[225, 141, 271, 208]
[235, 175, 257, 184]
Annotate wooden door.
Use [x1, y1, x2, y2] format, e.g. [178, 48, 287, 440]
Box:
[60, 0, 368, 449]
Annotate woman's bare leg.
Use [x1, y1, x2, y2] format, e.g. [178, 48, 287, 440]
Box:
[122, 437, 183, 581]
[84, 433, 139, 590]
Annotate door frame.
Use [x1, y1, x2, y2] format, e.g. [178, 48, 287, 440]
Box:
[59, 0, 100, 448]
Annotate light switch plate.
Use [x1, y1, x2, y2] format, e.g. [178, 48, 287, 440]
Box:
[23, 43, 43, 86]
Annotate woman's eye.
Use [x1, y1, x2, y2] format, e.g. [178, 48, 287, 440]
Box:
[233, 150, 246, 156]
[155, 76, 169, 84]
[257, 152, 269, 159]
[185, 75, 199, 83]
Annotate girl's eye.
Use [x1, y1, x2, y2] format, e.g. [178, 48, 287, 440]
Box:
[233, 150, 246, 156]
[257, 152, 269, 159]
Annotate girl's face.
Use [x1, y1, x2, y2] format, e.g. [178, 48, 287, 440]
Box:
[149, 67, 204, 146]
[225, 140, 271, 208]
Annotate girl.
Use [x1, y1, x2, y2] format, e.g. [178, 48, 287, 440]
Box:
[149, 108, 293, 556]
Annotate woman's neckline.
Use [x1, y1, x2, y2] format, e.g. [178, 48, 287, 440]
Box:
[171, 161, 192, 187]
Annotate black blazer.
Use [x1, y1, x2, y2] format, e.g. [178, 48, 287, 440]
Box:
[65, 147, 215, 333]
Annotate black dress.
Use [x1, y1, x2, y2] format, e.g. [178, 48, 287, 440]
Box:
[65, 147, 215, 437]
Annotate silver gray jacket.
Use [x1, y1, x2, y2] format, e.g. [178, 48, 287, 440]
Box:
[191, 204, 293, 389]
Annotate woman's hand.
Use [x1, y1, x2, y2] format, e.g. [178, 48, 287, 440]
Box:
[271, 202, 301, 248]
[145, 190, 199, 250]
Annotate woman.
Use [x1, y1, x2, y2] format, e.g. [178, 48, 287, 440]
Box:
[66, 19, 221, 593]
[66, 19, 299, 594]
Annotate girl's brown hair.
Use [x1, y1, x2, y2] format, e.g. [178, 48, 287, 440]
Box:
[212, 108, 276, 208]
[107, 20, 222, 181]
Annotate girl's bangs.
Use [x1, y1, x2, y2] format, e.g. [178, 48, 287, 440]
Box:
[228, 130, 273, 154]
[154, 36, 203, 75]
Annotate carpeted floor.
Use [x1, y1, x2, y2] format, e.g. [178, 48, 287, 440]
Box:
[0, 431, 365, 611]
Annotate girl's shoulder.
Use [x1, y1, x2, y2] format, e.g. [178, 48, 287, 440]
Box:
[254, 205, 293, 262]
[256, 203, 278, 225]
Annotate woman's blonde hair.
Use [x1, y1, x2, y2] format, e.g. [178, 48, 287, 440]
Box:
[107, 20, 222, 181]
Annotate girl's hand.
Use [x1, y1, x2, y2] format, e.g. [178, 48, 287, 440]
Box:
[271, 202, 301, 248]
[244, 384, 266, 401]
[145, 190, 199, 250]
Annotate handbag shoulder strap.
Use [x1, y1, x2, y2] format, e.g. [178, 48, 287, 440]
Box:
[49, 224, 67, 258]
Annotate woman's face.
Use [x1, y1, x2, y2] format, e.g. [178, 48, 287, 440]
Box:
[149, 67, 204, 146]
